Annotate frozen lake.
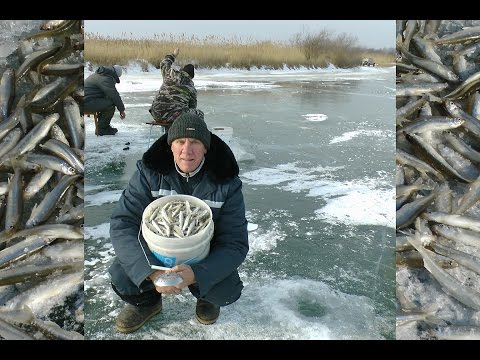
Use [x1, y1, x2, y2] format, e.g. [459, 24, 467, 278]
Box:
[83, 63, 396, 339]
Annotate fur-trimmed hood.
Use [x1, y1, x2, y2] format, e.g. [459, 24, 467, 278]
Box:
[142, 132, 239, 182]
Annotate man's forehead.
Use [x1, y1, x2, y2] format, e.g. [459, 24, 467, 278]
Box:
[174, 137, 201, 141]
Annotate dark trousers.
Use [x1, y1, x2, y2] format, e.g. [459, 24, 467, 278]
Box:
[112, 282, 162, 307]
[109, 258, 243, 307]
[84, 98, 115, 130]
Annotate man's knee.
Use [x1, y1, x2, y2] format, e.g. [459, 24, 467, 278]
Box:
[84, 98, 113, 113]
[109, 258, 155, 297]
[111, 282, 161, 307]
[99, 104, 115, 116]
[190, 271, 244, 306]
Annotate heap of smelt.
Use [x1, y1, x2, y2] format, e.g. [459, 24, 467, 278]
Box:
[0, 20, 84, 340]
[145, 199, 211, 238]
[396, 20, 480, 340]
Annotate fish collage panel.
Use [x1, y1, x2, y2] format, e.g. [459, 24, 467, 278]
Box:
[396, 20, 480, 340]
[0, 20, 84, 340]
[1, 19, 480, 341]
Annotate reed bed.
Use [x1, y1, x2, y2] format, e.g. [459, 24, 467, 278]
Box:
[85, 32, 394, 70]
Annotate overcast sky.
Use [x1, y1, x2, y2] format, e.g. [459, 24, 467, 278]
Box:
[85, 20, 394, 49]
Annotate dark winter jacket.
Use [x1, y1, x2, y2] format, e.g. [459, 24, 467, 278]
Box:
[109, 133, 249, 298]
[149, 53, 198, 122]
[84, 66, 125, 112]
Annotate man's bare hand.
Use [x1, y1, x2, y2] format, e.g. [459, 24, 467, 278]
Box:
[149, 264, 195, 295]
[120, 111, 126, 119]
[171, 264, 195, 288]
[173, 48, 179, 57]
[154, 284, 182, 295]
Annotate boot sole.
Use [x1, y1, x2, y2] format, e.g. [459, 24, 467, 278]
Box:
[116, 306, 162, 334]
[195, 312, 219, 325]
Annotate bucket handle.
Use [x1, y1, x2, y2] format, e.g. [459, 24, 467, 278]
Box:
[137, 225, 172, 272]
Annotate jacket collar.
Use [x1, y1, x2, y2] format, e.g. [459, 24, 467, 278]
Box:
[142, 133, 239, 182]
[174, 157, 205, 178]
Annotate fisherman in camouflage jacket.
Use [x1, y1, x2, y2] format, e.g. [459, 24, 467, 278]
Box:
[149, 48, 204, 131]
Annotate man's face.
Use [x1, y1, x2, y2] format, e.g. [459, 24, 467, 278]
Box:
[171, 138, 206, 173]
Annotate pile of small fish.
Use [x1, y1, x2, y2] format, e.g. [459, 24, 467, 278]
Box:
[396, 20, 480, 340]
[0, 20, 84, 340]
[145, 199, 211, 238]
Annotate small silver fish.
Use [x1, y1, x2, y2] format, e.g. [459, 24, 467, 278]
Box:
[153, 272, 183, 287]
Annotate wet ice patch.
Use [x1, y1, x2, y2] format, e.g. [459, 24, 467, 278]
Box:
[330, 129, 386, 144]
[242, 162, 337, 188]
[85, 184, 108, 193]
[247, 222, 258, 231]
[242, 162, 394, 228]
[84, 242, 115, 289]
[312, 175, 394, 228]
[85, 190, 122, 207]
[225, 138, 255, 162]
[247, 221, 285, 256]
[315, 188, 395, 228]
[242, 166, 301, 186]
[197, 80, 278, 90]
[302, 114, 328, 122]
[124, 103, 152, 108]
[242, 162, 341, 188]
[84, 222, 111, 240]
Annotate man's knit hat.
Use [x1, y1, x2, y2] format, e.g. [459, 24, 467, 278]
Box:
[113, 65, 122, 77]
[182, 64, 194, 79]
[167, 113, 210, 150]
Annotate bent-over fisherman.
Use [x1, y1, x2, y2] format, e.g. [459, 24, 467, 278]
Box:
[149, 48, 204, 131]
[84, 65, 125, 136]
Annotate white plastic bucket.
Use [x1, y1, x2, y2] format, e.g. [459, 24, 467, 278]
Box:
[142, 195, 214, 268]
[211, 126, 233, 142]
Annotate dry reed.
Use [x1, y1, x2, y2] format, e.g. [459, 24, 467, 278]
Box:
[85, 32, 394, 70]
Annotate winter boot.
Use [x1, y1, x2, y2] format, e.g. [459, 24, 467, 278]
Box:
[116, 299, 163, 334]
[108, 126, 118, 134]
[97, 106, 116, 135]
[195, 298, 220, 325]
[98, 126, 118, 136]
